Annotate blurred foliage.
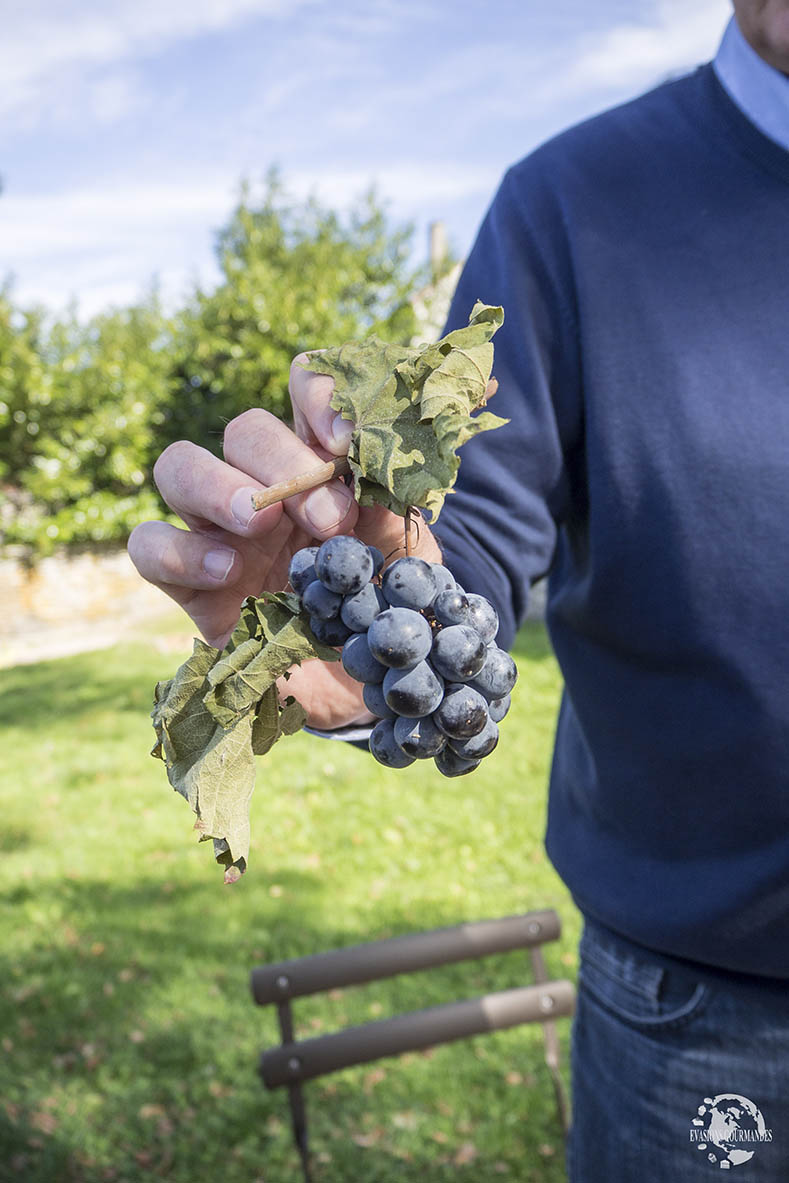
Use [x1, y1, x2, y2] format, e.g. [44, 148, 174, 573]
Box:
[0, 297, 171, 552]
[0, 175, 426, 555]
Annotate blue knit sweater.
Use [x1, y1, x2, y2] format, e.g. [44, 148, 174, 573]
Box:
[435, 64, 789, 980]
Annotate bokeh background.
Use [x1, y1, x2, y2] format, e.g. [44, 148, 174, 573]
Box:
[1, 3, 731, 1180]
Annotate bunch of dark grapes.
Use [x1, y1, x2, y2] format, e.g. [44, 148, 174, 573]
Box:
[288, 536, 517, 778]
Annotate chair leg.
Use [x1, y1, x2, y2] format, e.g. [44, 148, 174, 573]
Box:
[286, 1081, 312, 1183]
[529, 946, 571, 1137]
[277, 1001, 313, 1182]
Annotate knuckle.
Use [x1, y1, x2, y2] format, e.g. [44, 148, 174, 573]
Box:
[222, 407, 271, 455]
[152, 438, 194, 490]
[223, 408, 298, 473]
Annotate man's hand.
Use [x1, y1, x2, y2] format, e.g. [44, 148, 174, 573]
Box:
[128, 354, 442, 730]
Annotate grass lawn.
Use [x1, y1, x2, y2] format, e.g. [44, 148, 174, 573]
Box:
[0, 614, 579, 1182]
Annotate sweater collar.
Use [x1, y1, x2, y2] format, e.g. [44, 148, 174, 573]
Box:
[713, 16, 789, 152]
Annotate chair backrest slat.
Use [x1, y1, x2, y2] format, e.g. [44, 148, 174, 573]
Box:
[251, 909, 559, 1005]
[260, 979, 575, 1087]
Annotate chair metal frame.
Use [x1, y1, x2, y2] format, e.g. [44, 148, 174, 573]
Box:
[251, 908, 574, 1181]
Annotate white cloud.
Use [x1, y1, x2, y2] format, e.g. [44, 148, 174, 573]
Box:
[0, 161, 492, 318]
[541, 0, 730, 103]
[0, 180, 237, 260]
[256, 1, 730, 155]
[0, 0, 735, 321]
[0, 178, 238, 316]
[286, 163, 496, 211]
[0, 0, 312, 122]
[87, 71, 147, 125]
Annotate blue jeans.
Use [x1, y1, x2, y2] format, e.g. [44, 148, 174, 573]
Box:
[567, 918, 789, 1180]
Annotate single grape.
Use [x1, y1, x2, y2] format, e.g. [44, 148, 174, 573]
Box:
[434, 747, 480, 778]
[288, 546, 319, 596]
[448, 717, 499, 760]
[488, 692, 511, 722]
[341, 582, 387, 632]
[381, 557, 437, 611]
[369, 545, 385, 576]
[469, 647, 518, 700]
[393, 714, 446, 758]
[430, 624, 487, 681]
[466, 594, 499, 644]
[433, 589, 470, 627]
[341, 632, 387, 684]
[433, 684, 489, 739]
[383, 661, 444, 718]
[367, 607, 432, 669]
[309, 615, 353, 647]
[363, 681, 396, 719]
[315, 536, 374, 595]
[370, 718, 416, 768]
[302, 579, 342, 620]
[429, 563, 456, 597]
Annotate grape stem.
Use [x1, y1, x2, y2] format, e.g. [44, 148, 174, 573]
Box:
[404, 506, 420, 557]
[249, 377, 498, 513]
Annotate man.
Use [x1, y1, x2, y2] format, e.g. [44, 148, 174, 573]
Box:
[129, 3, 789, 1177]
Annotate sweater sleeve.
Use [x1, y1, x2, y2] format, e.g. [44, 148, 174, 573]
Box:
[433, 164, 584, 651]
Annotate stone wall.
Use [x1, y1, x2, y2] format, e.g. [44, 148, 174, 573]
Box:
[0, 548, 174, 667]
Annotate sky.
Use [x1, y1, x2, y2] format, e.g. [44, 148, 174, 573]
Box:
[0, 0, 732, 320]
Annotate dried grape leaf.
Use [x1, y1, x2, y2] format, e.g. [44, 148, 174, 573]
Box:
[250, 686, 280, 756]
[151, 594, 338, 879]
[303, 301, 506, 518]
[152, 640, 255, 880]
[251, 689, 307, 756]
[203, 592, 336, 729]
[255, 591, 340, 664]
[279, 694, 308, 735]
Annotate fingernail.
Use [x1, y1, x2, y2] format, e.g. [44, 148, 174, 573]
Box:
[304, 486, 352, 533]
[203, 549, 236, 581]
[331, 413, 353, 450]
[230, 486, 259, 528]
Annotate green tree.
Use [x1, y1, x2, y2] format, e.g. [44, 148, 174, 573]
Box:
[0, 295, 171, 552]
[0, 174, 426, 556]
[0, 290, 51, 485]
[162, 173, 422, 455]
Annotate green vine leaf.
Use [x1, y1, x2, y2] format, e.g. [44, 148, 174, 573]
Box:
[151, 595, 338, 881]
[303, 300, 506, 518]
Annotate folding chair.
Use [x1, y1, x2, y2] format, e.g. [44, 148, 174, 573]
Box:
[250, 908, 575, 1181]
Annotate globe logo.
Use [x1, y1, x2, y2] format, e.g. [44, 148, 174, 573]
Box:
[689, 1094, 772, 1168]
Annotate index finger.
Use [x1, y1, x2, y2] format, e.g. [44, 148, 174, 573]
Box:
[290, 352, 353, 456]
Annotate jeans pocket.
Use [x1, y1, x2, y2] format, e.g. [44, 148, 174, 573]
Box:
[578, 921, 712, 1033]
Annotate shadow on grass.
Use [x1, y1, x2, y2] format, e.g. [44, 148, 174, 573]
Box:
[0, 647, 159, 731]
[0, 825, 33, 854]
[0, 873, 570, 1182]
[1, 627, 555, 736]
[0, 1112, 110, 1183]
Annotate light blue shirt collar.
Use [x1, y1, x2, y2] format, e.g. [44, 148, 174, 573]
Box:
[713, 16, 789, 152]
